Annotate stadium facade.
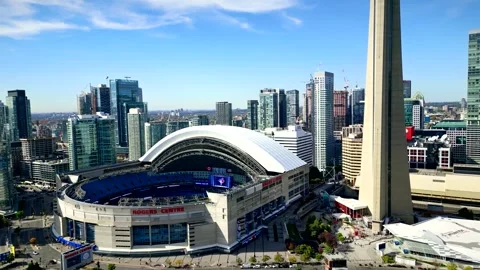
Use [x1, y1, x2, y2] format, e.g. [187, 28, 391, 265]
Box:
[53, 126, 309, 255]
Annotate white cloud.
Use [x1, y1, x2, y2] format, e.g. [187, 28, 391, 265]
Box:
[0, 20, 88, 39]
[282, 12, 302, 26]
[0, 0, 300, 38]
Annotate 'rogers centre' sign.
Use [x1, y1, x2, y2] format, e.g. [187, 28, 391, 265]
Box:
[131, 207, 185, 215]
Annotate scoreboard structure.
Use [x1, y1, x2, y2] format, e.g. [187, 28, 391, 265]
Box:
[60, 244, 94, 270]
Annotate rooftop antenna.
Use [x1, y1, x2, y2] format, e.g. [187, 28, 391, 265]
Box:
[125, 76, 131, 80]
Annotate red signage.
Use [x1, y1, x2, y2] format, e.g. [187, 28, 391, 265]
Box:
[262, 176, 282, 188]
[64, 245, 92, 259]
[405, 126, 414, 141]
[132, 207, 184, 215]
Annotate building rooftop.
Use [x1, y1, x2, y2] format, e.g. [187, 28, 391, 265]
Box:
[140, 125, 307, 173]
[384, 217, 480, 263]
[432, 120, 466, 129]
[330, 195, 368, 210]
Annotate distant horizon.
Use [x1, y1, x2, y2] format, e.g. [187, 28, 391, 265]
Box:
[30, 100, 463, 115]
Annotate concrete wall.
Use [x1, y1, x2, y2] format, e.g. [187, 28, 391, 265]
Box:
[410, 172, 480, 202]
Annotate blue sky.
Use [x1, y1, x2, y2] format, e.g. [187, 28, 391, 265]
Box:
[0, 0, 479, 113]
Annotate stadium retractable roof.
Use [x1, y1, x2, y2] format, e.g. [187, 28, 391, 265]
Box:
[140, 125, 306, 173]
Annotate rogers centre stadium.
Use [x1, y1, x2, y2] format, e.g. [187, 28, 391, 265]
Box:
[53, 125, 309, 255]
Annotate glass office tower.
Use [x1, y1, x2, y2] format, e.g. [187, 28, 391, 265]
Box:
[467, 30, 480, 164]
[110, 79, 143, 147]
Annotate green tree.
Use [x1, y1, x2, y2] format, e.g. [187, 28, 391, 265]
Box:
[165, 258, 172, 266]
[236, 257, 243, 265]
[381, 255, 395, 264]
[300, 253, 311, 263]
[174, 259, 184, 267]
[107, 264, 116, 270]
[261, 255, 271, 263]
[15, 210, 24, 221]
[336, 233, 345, 242]
[6, 252, 14, 263]
[315, 253, 323, 261]
[323, 245, 334, 254]
[26, 261, 42, 270]
[446, 263, 458, 270]
[273, 253, 284, 263]
[249, 256, 257, 263]
[288, 256, 297, 263]
[463, 266, 473, 270]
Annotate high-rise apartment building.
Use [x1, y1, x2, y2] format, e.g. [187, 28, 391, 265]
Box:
[403, 80, 411, 98]
[247, 100, 259, 130]
[286, 90, 299, 126]
[404, 98, 424, 130]
[278, 89, 287, 128]
[122, 102, 148, 145]
[312, 72, 334, 170]
[341, 125, 363, 186]
[128, 108, 146, 161]
[349, 88, 365, 125]
[215, 102, 232, 126]
[258, 89, 279, 130]
[6, 90, 32, 141]
[356, 0, 413, 232]
[432, 120, 466, 164]
[20, 138, 55, 160]
[0, 139, 13, 212]
[77, 91, 93, 115]
[303, 82, 313, 130]
[67, 113, 116, 171]
[190, 115, 209, 126]
[334, 91, 349, 131]
[166, 121, 190, 135]
[110, 79, 143, 147]
[263, 125, 313, 165]
[91, 84, 111, 114]
[145, 122, 167, 151]
[466, 30, 480, 164]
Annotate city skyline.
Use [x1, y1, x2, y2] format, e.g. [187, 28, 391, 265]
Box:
[0, 0, 479, 113]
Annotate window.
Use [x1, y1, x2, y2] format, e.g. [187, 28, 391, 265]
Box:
[169, 223, 187, 244]
[151, 225, 169, 245]
[132, 226, 150, 246]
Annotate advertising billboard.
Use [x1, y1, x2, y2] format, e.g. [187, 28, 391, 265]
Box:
[61, 244, 94, 270]
[210, 175, 232, 188]
[405, 126, 414, 141]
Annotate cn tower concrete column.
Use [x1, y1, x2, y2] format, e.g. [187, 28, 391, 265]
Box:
[357, 0, 414, 233]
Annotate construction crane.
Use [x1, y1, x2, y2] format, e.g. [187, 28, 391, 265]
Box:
[342, 69, 350, 92]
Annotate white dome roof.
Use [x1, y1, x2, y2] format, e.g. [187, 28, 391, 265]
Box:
[139, 125, 307, 173]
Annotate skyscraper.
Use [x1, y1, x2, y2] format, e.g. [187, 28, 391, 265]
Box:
[128, 108, 145, 161]
[6, 90, 32, 141]
[312, 72, 334, 170]
[67, 113, 116, 171]
[303, 82, 313, 129]
[122, 102, 148, 145]
[356, 0, 413, 232]
[0, 138, 13, 212]
[258, 89, 278, 130]
[278, 89, 287, 128]
[215, 102, 232, 126]
[286, 90, 299, 126]
[349, 87, 365, 125]
[145, 122, 167, 151]
[77, 91, 93, 115]
[333, 91, 349, 131]
[247, 100, 259, 130]
[466, 30, 480, 164]
[190, 115, 209, 126]
[403, 80, 411, 98]
[91, 84, 111, 114]
[404, 96, 424, 130]
[110, 79, 143, 147]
